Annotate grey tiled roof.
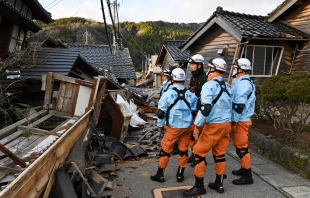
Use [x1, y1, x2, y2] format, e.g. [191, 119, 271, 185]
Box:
[164, 40, 189, 61]
[217, 7, 309, 38]
[182, 6, 309, 47]
[65, 44, 136, 79]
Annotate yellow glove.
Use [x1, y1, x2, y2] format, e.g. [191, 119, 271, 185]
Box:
[193, 126, 200, 141]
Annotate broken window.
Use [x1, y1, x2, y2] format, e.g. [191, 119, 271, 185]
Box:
[241, 45, 283, 77]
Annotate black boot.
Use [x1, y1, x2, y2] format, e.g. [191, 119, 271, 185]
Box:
[208, 174, 226, 193]
[150, 168, 165, 183]
[232, 168, 254, 185]
[183, 176, 206, 197]
[176, 167, 185, 182]
[232, 167, 245, 176]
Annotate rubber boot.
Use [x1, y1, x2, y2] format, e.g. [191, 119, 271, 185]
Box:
[232, 167, 245, 176]
[232, 168, 254, 185]
[208, 174, 226, 193]
[176, 167, 185, 183]
[183, 176, 206, 197]
[150, 168, 165, 183]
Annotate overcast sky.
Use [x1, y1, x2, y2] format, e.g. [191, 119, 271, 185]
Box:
[40, 0, 284, 23]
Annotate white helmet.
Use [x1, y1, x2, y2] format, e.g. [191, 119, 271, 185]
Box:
[208, 58, 227, 72]
[161, 69, 170, 77]
[171, 68, 186, 81]
[233, 58, 252, 71]
[188, 54, 204, 65]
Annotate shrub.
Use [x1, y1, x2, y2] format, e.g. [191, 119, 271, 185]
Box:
[259, 73, 310, 132]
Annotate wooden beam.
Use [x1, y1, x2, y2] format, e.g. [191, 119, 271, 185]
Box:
[266, 0, 299, 22]
[18, 126, 61, 137]
[216, 18, 243, 42]
[43, 72, 53, 110]
[0, 110, 92, 198]
[41, 75, 46, 91]
[0, 110, 48, 139]
[53, 73, 94, 88]
[42, 162, 58, 198]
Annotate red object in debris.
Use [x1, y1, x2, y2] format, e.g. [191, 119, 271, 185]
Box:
[0, 144, 26, 168]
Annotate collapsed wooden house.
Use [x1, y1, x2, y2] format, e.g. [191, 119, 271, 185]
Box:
[0, 72, 107, 198]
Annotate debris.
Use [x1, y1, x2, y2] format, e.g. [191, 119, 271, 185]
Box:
[71, 162, 96, 197]
[87, 169, 109, 196]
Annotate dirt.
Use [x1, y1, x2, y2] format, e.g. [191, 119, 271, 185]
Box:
[251, 119, 310, 151]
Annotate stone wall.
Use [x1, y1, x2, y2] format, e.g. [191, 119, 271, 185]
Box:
[249, 130, 310, 180]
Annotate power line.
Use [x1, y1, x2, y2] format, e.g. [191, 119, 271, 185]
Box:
[78, 0, 96, 19]
[44, 0, 58, 8]
[100, 0, 112, 54]
[46, 0, 62, 10]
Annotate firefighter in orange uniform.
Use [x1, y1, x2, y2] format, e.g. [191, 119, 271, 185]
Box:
[151, 68, 197, 183]
[184, 58, 232, 196]
[231, 58, 256, 185]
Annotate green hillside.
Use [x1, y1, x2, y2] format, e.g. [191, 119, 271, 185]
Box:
[32, 17, 202, 71]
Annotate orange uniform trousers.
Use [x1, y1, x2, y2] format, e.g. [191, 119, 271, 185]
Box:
[189, 114, 199, 148]
[158, 126, 192, 169]
[193, 122, 231, 178]
[232, 121, 252, 169]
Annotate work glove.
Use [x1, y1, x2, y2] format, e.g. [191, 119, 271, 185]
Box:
[193, 125, 201, 141]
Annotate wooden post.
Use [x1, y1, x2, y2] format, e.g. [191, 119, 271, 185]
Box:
[43, 72, 53, 110]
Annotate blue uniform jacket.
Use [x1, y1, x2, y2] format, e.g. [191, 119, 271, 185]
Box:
[231, 75, 256, 122]
[195, 76, 232, 127]
[160, 81, 171, 97]
[157, 84, 197, 128]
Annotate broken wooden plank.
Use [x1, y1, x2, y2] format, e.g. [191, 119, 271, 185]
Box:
[0, 144, 26, 168]
[42, 162, 58, 198]
[41, 74, 46, 91]
[71, 162, 96, 197]
[0, 131, 23, 146]
[18, 126, 61, 137]
[0, 110, 48, 139]
[53, 73, 94, 88]
[0, 110, 91, 198]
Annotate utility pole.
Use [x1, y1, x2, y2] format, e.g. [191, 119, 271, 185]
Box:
[83, 29, 91, 44]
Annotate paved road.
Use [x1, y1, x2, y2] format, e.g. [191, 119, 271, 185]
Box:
[102, 143, 310, 198]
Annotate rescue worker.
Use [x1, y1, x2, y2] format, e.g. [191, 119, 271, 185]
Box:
[159, 69, 171, 97]
[151, 68, 197, 183]
[231, 58, 256, 185]
[183, 58, 232, 197]
[187, 54, 207, 165]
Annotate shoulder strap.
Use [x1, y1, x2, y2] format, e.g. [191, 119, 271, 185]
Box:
[166, 87, 191, 126]
[164, 83, 171, 92]
[212, 79, 231, 105]
[241, 78, 254, 99]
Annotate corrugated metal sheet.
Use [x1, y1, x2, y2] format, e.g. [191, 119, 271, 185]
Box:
[10, 47, 79, 80]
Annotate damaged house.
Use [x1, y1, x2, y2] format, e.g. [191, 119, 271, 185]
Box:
[65, 44, 136, 86]
[0, 0, 52, 60]
[180, 3, 310, 85]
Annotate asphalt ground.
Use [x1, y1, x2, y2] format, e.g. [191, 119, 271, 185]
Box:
[101, 143, 310, 198]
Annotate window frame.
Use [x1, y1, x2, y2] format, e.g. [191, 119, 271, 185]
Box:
[241, 45, 284, 77]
